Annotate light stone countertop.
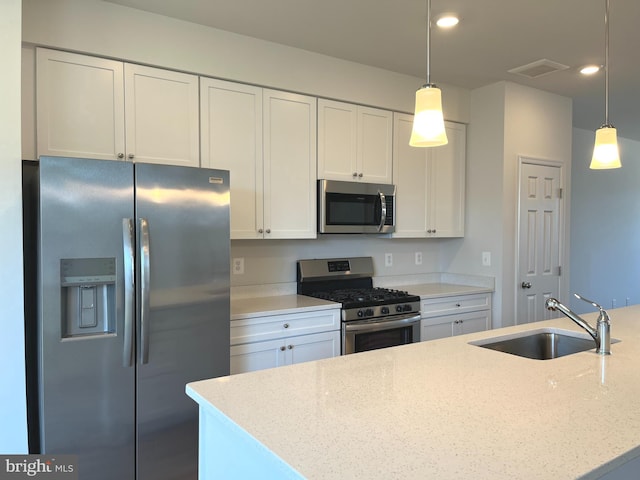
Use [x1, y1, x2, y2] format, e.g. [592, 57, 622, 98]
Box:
[188, 305, 640, 479]
[231, 294, 340, 320]
[396, 282, 493, 298]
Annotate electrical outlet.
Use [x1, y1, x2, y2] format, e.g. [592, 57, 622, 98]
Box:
[415, 252, 423, 265]
[482, 251, 491, 266]
[232, 257, 245, 275]
[612, 298, 617, 309]
[385, 253, 393, 267]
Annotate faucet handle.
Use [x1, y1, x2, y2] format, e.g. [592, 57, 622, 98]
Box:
[573, 293, 605, 312]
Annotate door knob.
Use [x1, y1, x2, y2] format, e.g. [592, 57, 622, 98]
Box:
[521, 282, 532, 289]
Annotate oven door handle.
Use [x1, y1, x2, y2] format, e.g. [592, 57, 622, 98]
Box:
[377, 190, 386, 232]
[344, 313, 421, 333]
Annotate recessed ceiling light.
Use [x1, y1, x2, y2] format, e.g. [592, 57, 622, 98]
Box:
[436, 15, 459, 28]
[580, 65, 601, 75]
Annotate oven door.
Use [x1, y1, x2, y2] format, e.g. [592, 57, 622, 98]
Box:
[342, 312, 421, 355]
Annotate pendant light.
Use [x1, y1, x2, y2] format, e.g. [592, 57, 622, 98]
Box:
[409, 0, 448, 147]
[590, 0, 621, 169]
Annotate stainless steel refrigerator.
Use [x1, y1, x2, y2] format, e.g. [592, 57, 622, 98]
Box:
[22, 156, 230, 480]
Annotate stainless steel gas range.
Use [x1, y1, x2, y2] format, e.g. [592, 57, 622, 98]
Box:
[297, 257, 421, 354]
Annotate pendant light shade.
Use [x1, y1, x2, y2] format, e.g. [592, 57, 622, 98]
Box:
[590, 0, 620, 169]
[410, 0, 448, 147]
[591, 125, 621, 169]
[409, 85, 448, 146]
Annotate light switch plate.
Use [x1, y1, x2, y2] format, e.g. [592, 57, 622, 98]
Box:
[385, 253, 393, 267]
[482, 252, 491, 266]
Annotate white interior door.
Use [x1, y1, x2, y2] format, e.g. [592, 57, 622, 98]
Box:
[517, 161, 563, 324]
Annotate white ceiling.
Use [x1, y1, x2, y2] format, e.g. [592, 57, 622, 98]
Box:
[103, 0, 640, 142]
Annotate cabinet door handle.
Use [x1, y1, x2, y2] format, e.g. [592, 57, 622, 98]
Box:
[280, 346, 286, 351]
[283, 323, 289, 329]
[456, 303, 461, 307]
[258, 228, 263, 233]
[128, 153, 135, 160]
[521, 282, 532, 289]
[358, 173, 363, 178]
[117, 152, 125, 159]
[287, 345, 293, 350]
[265, 229, 271, 234]
[352, 172, 358, 177]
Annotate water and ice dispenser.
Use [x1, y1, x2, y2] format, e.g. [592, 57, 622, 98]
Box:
[60, 257, 116, 338]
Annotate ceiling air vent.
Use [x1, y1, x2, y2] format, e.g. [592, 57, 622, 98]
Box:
[508, 59, 569, 79]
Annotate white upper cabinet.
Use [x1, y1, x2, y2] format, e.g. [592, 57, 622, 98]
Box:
[200, 78, 263, 239]
[36, 48, 199, 167]
[37, 49, 125, 160]
[123, 64, 199, 167]
[262, 89, 317, 239]
[393, 113, 466, 238]
[200, 78, 317, 239]
[318, 99, 392, 184]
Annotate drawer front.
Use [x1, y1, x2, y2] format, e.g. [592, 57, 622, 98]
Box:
[421, 293, 491, 318]
[231, 308, 341, 345]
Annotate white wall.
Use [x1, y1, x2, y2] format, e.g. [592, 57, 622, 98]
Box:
[231, 237, 452, 287]
[0, 0, 28, 453]
[570, 128, 640, 313]
[501, 82, 573, 325]
[443, 82, 573, 328]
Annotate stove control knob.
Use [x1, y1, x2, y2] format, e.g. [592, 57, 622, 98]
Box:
[396, 305, 403, 313]
[403, 304, 413, 312]
[366, 309, 374, 317]
[381, 306, 389, 315]
[357, 310, 365, 318]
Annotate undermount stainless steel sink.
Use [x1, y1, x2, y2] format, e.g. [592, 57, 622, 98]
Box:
[469, 328, 619, 360]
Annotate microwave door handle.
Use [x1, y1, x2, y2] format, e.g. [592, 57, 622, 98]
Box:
[378, 191, 386, 232]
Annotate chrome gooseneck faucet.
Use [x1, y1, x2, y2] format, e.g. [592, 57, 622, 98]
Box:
[545, 294, 611, 355]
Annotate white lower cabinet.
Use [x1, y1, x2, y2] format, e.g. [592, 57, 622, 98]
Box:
[420, 293, 492, 342]
[230, 308, 341, 375]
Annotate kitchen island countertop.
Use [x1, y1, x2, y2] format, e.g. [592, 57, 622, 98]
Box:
[187, 305, 640, 479]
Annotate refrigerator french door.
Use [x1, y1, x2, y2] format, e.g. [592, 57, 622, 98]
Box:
[23, 156, 230, 480]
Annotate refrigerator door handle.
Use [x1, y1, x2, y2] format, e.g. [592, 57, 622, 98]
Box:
[139, 217, 151, 364]
[122, 218, 135, 367]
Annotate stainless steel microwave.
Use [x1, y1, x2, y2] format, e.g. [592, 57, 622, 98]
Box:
[318, 179, 395, 234]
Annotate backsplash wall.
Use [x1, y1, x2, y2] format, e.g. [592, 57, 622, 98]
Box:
[230, 236, 462, 287]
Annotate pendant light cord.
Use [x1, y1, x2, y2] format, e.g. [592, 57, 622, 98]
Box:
[604, 0, 610, 126]
[425, 0, 432, 86]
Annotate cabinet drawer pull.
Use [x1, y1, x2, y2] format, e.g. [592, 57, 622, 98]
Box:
[456, 303, 461, 307]
[283, 323, 289, 328]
